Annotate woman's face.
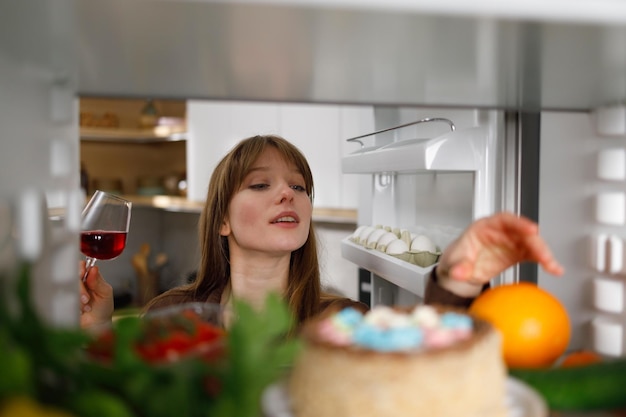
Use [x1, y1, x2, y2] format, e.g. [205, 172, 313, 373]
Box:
[220, 147, 312, 257]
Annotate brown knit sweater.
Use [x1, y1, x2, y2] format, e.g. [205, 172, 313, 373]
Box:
[423, 267, 486, 309]
[142, 268, 483, 322]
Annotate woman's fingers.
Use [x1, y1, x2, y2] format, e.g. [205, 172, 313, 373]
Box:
[500, 212, 539, 235]
[523, 234, 565, 276]
[448, 259, 473, 282]
[80, 264, 111, 313]
[78, 261, 115, 330]
[85, 265, 111, 296]
[78, 261, 91, 312]
[442, 212, 564, 284]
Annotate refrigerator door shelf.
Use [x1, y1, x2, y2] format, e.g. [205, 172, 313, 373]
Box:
[342, 126, 487, 174]
[591, 315, 625, 357]
[341, 238, 434, 298]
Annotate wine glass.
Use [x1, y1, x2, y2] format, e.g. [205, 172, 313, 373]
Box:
[80, 190, 132, 282]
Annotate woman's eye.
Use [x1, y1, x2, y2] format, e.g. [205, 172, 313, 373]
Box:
[291, 185, 306, 192]
[249, 183, 269, 190]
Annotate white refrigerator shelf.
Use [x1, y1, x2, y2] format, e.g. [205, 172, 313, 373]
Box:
[342, 126, 488, 174]
[341, 238, 435, 298]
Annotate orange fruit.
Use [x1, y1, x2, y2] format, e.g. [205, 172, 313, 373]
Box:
[469, 282, 571, 369]
[559, 350, 602, 367]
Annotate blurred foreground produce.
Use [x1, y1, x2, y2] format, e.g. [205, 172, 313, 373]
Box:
[0, 396, 76, 417]
[470, 283, 626, 411]
[558, 350, 603, 368]
[510, 359, 626, 411]
[0, 263, 301, 417]
[469, 282, 571, 369]
[86, 306, 227, 364]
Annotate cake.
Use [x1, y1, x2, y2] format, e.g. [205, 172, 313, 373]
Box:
[288, 304, 508, 417]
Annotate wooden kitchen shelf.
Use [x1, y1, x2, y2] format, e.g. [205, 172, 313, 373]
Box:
[125, 195, 357, 224]
[123, 195, 202, 213]
[80, 126, 187, 143]
[50, 194, 357, 225]
[311, 207, 358, 225]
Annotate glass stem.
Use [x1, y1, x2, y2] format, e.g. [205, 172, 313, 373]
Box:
[81, 256, 97, 282]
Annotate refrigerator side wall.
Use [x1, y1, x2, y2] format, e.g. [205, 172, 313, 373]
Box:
[539, 111, 614, 353]
[0, 1, 81, 327]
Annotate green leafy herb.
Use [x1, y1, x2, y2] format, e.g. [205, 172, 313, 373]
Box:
[0, 262, 301, 417]
[209, 294, 301, 417]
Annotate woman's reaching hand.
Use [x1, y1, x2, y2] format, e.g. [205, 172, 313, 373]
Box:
[435, 212, 564, 297]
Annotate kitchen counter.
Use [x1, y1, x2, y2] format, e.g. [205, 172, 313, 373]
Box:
[50, 194, 358, 225]
[551, 411, 626, 416]
[123, 195, 357, 225]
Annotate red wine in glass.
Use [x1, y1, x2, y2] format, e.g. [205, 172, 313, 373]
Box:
[81, 190, 132, 282]
[80, 230, 128, 260]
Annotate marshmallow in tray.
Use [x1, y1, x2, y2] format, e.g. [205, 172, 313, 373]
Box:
[349, 225, 442, 267]
[317, 305, 473, 352]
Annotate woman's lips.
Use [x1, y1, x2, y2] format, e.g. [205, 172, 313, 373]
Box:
[271, 212, 300, 224]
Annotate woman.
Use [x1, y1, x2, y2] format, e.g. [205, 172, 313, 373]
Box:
[79, 135, 563, 330]
[81, 135, 365, 329]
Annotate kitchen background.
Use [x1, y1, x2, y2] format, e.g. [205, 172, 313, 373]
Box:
[79, 97, 374, 307]
[4, 0, 626, 355]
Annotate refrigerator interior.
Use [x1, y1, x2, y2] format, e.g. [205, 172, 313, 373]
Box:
[5, 1, 626, 357]
[346, 106, 626, 355]
[342, 107, 507, 308]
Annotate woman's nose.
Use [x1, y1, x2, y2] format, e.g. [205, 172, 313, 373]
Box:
[278, 184, 295, 202]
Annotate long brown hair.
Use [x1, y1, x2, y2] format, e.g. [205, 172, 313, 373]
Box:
[146, 135, 323, 324]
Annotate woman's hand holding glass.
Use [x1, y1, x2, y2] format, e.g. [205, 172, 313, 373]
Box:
[79, 190, 131, 329]
[79, 261, 114, 330]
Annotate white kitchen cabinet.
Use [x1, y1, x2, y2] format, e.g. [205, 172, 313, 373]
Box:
[281, 104, 341, 208]
[187, 100, 373, 210]
[187, 101, 280, 202]
[280, 103, 374, 209]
